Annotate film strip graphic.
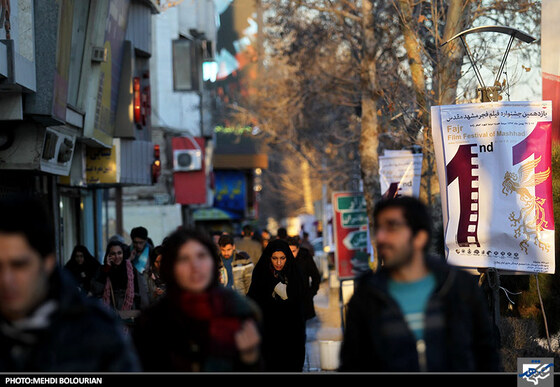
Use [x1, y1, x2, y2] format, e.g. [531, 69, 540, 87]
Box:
[383, 182, 400, 199]
[446, 143, 481, 247]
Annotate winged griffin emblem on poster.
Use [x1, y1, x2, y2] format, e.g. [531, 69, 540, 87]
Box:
[502, 156, 551, 254]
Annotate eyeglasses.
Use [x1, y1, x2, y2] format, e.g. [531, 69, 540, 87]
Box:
[373, 220, 408, 235]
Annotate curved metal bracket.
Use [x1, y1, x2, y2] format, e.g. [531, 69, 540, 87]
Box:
[441, 25, 536, 47]
[441, 25, 536, 101]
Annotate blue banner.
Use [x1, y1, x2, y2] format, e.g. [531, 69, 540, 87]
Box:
[213, 170, 246, 217]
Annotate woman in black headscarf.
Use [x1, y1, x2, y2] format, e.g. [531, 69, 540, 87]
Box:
[90, 241, 148, 320]
[247, 239, 307, 372]
[64, 245, 100, 294]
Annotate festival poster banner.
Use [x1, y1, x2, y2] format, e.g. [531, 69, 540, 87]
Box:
[379, 151, 423, 198]
[431, 101, 555, 274]
[332, 192, 369, 280]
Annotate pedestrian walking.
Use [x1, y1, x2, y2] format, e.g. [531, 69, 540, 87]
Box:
[129, 226, 153, 274]
[338, 196, 501, 372]
[235, 225, 263, 265]
[91, 241, 149, 329]
[144, 245, 166, 305]
[260, 229, 271, 249]
[132, 228, 262, 372]
[247, 239, 307, 372]
[217, 234, 254, 295]
[64, 244, 100, 295]
[0, 195, 140, 372]
[211, 230, 223, 249]
[276, 227, 288, 241]
[287, 236, 321, 320]
[300, 231, 315, 257]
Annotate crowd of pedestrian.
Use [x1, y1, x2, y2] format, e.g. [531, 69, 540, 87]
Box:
[0, 194, 501, 373]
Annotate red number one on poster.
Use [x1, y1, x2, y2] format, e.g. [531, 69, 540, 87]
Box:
[512, 121, 554, 231]
[446, 144, 481, 247]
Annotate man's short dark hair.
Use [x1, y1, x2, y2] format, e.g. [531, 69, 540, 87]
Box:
[277, 227, 288, 239]
[0, 195, 55, 258]
[131, 227, 148, 240]
[373, 196, 432, 247]
[242, 224, 253, 235]
[287, 236, 300, 247]
[218, 234, 235, 247]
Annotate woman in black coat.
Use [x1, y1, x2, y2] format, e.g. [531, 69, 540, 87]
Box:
[287, 237, 321, 320]
[64, 245, 100, 294]
[247, 239, 307, 372]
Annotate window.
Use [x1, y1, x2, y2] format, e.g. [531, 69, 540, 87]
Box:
[172, 38, 200, 91]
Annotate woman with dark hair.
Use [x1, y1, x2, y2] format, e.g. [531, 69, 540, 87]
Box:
[144, 245, 166, 304]
[91, 241, 148, 322]
[132, 228, 263, 372]
[247, 239, 307, 372]
[64, 245, 100, 294]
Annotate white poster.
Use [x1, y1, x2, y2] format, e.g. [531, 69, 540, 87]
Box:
[379, 151, 423, 198]
[432, 101, 555, 274]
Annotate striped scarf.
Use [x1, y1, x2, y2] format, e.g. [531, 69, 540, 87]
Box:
[102, 260, 135, 311]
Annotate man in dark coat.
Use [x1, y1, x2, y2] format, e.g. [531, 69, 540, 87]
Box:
[339, 196, 501, 372]
[0, 195, 141, 372]
[287, 236, 321, 320]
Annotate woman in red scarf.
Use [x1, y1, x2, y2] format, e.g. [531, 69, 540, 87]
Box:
[132, 228, 262, 372]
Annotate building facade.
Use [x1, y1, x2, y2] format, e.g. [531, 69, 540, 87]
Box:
[0, 0, 160, 262]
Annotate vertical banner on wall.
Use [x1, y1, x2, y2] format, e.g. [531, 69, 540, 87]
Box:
[432, 101, 555, 274]
[332, 192, 369, 280]
[379, 151, 423, 198]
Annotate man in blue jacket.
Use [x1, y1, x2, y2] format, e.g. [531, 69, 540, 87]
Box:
[0, 195, 141, 372]
[339, 196, 501, 372]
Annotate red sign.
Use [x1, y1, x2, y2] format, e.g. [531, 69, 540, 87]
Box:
[172, 137, 206, 205]
[332, 192, 369, 280]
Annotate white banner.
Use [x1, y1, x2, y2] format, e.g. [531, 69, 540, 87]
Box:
[432, 101, 555, 274]
[379, 151, 423, 198]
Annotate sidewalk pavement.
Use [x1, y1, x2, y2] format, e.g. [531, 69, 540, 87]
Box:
[303, 274, 345, 372]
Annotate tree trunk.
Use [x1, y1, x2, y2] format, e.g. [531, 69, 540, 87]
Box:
[301, 158, 315, 214]
[397, 0, 436, 207]
[359, 0, 380, 271]
[439, 0, 469, 106]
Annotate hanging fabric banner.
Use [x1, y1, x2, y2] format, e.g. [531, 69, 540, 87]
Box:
[431, 101, 555, 274]
[379, 150, 423, 198]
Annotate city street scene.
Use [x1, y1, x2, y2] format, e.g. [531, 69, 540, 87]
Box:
[0, 0, 559, 382]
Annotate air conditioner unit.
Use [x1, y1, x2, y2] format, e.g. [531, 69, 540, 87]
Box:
[173, 149, 202, 172]
[91, 46, 107, 63]
[0, 124, 76, 175]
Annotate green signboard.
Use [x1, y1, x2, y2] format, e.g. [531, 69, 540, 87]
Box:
[336, 195, 367, 212]
[341, 211, 368, 228]
[343, 230, 369, 250]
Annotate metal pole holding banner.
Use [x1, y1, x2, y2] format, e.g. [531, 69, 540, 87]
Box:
[440, 26, 539, 331]
[478, 268, 501, 329]
[339, 279, 346, 334]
